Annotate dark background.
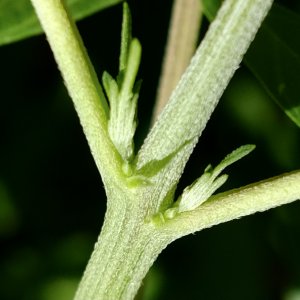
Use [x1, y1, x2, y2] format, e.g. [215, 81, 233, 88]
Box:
[1, 0, 300, 299]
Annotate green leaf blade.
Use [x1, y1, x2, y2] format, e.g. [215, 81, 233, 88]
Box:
[202, 0, 222, 21]
[0, 0, 122, 46]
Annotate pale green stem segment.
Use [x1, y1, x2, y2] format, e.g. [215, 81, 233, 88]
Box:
[30, 0, 123, 185]
[73, 186, 168, 300]
[161, 170, 300, 239]
[135, 0, 274, 214]
[74, 170, 300, 300]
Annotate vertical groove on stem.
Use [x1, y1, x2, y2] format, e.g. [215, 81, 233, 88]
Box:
[152, 0, 202, 122]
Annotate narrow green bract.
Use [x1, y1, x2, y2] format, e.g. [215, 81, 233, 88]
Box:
[175, 144, 255, 213]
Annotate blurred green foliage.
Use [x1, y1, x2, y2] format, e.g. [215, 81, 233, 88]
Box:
[203, 0, 300, 128]
[0, 0, 300, 299]
[245, 4, 300, 128]
[0, 0, 122, 45]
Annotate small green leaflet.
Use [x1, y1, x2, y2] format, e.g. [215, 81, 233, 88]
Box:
[0, 0, 122, 46]
[202, 0, 300, 128]
[102, 2, 142, 163]
[169, 145, 255, 214]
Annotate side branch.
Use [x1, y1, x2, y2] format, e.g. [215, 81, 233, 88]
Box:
[161, 170, 300, 239]
[135, 0, 274, 213]
[30, 0, 123, 184]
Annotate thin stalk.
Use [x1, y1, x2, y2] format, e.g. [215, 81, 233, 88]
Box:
[152, 0, 202, 122]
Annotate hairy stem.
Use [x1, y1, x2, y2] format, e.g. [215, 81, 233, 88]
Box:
[30, 0, 123, 185]
[28, 1, 300, 300]
[135, 0, 274, 214]
[138, 0, 274, 167]
[74, 171, 300, 300]
[73, 199, 168, 300]
[161, 170, 300, 239]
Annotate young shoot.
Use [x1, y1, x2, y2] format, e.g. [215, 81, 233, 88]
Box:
[159, 145, 255, 221]
[174, 144, 255, 214]
[102, 3, 141, 164]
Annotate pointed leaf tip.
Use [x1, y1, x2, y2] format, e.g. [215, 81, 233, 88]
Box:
[120, 1, 132, 71]
[176, 144, 255, 213]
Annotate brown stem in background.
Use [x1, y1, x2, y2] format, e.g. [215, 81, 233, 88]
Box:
[152, 0, 202, 123]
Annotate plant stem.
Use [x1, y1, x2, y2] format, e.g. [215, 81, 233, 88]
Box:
[29, 1, 300, 300]
[136, 0, 274, 214]
[30, 0, 123, 185]
[162, 170, 300, 239]
[74, 170, 300, 300]
[73, 185, 170, 300]
[152, 0, 202, 121]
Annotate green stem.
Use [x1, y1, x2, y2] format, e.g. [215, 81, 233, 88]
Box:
[73, 188, 169, 300]
[162, 170, 300, 239]
[138, 0, 274, 169]
[29, 1, 300, 300]
[136, 0, 274, 214]
[30, 0, 123, 185]
[74, 170, 300, 300]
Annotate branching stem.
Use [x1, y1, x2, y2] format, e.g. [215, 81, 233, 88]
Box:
[29, 1, 300, 300]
